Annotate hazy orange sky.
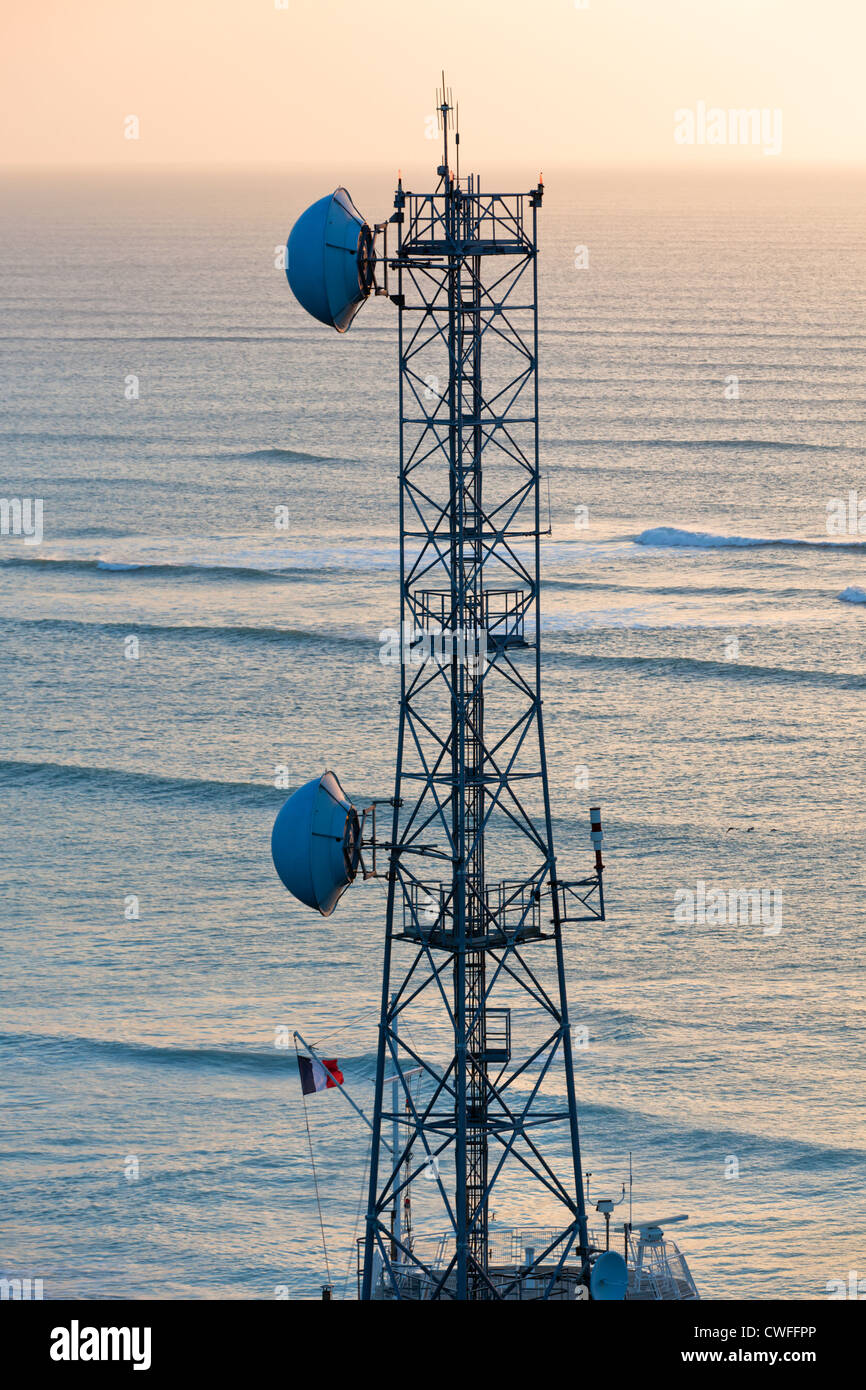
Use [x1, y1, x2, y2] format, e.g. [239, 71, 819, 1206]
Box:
[1, 0, 864, 169]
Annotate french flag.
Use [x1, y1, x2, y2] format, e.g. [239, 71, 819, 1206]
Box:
[297, 1055, 343, 1095]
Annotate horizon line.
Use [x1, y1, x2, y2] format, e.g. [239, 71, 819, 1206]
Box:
[2, 158, 865, 175]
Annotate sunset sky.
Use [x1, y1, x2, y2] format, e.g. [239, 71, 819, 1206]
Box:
[1, 0, 864, 170]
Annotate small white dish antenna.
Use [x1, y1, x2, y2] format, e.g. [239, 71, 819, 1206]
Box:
[589, 1249, 628, 1301]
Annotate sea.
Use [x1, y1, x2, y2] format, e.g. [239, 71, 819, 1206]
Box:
[0, 165, 864, 1300]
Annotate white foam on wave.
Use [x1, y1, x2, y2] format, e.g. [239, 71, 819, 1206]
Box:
[637, 526, 768, 548]
[19, 533, 400, 576]
[636, 526, 866, 551]
[837, 586, 866, 604]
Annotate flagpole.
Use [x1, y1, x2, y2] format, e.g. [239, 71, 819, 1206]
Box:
[293, 1030, 392, 1153]
[391, 993, 401, 1256]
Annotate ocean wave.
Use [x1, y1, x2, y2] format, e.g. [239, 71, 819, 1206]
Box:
[837, 586, 866, 604]
[7, 476, 259, 493]
[544, 576, 808, 600]
[0, 615, 372, 648]
[0, 433, 339, 464]
[554, 438, 863, 454]
[623, 1107, 866, 1173]
[0, 758, 285, 807]
[0, 552, 395, 581]
[1, 616, 858, 685]
[227, 446, 337, 463]
[0, 554, 298, 581]
[0, 1031, 373, 1077]
[0, 334, 311, 345]
[545, 648, 866, 691]
[636, 526, 866, 552]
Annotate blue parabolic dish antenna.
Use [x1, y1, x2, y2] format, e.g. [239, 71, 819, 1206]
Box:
[589, 1249, 629, 1301]
[271, 771, 361, 917]
[286, 188, 374, 333]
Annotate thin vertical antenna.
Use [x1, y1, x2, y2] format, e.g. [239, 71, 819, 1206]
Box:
[439, 71, 449, 174]
[629, 1151, 633, 1227]
[455, 102, 460, 184]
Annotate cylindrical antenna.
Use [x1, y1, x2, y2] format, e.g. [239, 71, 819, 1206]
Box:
[455, 102, 460, 183]
[590, 806, 604, 874]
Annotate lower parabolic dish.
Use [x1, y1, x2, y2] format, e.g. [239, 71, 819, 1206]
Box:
[271, 770, 361, 916]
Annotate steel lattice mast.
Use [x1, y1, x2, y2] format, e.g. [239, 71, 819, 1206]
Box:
[360, 89, 605, 1301]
